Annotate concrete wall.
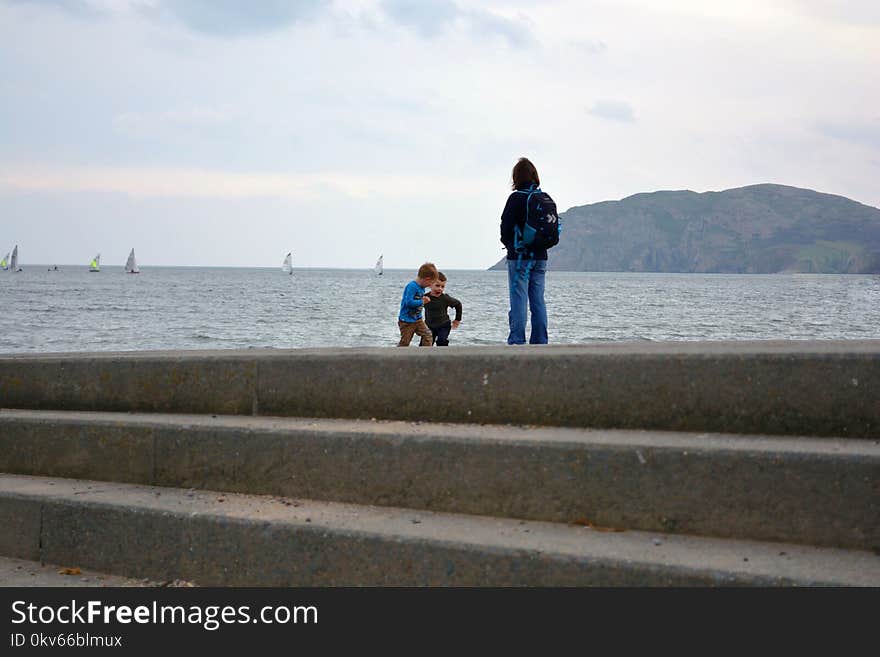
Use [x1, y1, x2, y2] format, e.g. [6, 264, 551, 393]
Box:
[2, 341, 880, 437]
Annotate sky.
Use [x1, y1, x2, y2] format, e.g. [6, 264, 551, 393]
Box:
[1, 0, 879, 269]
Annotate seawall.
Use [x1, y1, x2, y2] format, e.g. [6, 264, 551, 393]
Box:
[1, 341, 878, 586]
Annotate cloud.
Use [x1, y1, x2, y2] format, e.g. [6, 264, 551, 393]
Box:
[380, 0, 534, 46]
[787, 0, 880, 26]
[467, 8, 534, 47]
[112, 107, 236, 138]
[815, 120, 880, 150]
[380, 0, 458, 38]
[143, 0, 329, 37]
[0, 165, 487, 200]
[588, 100, 636, 123]
[3, 0, 104, 16]
[5, 0, 536, 46]
[570, 38, 608, 55]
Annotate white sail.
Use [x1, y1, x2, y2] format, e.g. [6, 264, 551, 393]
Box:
[282, 252, 293, 275]
[0, 252, 8, 270]
[89, 253, 101, 272]
[10, 245, 19, 272]
[375, 254, 383, 275]
[125, 248, 139, 274]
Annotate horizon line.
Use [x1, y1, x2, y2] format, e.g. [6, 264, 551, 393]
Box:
[4, 264, 496, 271]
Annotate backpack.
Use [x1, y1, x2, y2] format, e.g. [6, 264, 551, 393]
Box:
[513, 185, 562, 255]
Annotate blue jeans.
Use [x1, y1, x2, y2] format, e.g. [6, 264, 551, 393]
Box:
[430, 322, 452, 346]
[507, 259, 547, 345]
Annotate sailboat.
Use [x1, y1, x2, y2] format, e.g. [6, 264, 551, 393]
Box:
[10, 245, 20, 272]
[0, 252, 8, 270]
[374, 254, 383, 276]
[89, 253, 101, 272]
[125, 248, 140, 274]
[282, 252, 293, 275]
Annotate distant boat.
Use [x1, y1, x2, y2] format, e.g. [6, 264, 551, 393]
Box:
[0, 252, 8, 270]
[125, 248, 140, 274]
[375, 254, 383, 276]
[89, 253, 101, 272]
[10, 245, 20, 272]
[282, 252, 293, 275]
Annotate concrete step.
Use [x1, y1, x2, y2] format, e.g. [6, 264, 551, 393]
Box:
[1, 410, 877, 551]
[0, 555, 192, 587]
[2, 341, 879, 437]
[1, 474, 877, 586]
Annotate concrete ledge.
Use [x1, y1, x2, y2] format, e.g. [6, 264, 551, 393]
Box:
[0, 352, 256, 415]
[0, 414, 154, 484]
[1, 410, 877, 550]
[1, 342, 880, 437]
[2, 474, 878, 586]
[0, 496, 42, 561]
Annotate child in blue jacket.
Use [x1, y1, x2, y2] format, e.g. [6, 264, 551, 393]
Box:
[398, 262, 438, 346]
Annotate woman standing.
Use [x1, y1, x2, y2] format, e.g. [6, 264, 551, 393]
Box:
[499, 157, 557, 345]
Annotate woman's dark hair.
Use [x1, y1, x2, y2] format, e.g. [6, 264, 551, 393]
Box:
[511, 157, 540, 190]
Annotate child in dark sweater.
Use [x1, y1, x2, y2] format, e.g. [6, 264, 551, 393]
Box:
[424, 272, 463, 346]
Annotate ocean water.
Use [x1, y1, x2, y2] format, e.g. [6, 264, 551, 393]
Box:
[1, 266, 879, 353]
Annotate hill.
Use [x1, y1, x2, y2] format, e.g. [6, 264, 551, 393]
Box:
[489, 184, 880, 273]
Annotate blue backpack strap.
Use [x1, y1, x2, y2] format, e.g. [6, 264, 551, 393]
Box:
[513, 184, 540, 259]
[524, 185, 540, 257]
[516, 256, 536, 276]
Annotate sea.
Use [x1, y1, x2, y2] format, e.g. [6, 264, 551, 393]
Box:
[1, 266, 879, 354]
